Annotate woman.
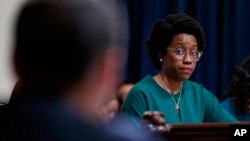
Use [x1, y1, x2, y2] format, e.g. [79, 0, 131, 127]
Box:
[121, 13, 237, 127]
[221, 56, 250, 121]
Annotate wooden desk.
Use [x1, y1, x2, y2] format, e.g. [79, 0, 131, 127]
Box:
[156, 122, 250, 141]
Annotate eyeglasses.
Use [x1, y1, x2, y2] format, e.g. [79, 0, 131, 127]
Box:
[166, 47, 203, 62]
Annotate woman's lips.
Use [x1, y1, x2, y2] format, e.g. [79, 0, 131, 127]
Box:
[180, 67, 193, 73]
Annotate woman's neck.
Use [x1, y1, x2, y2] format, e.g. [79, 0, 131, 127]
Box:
[156, 72, 182, 94]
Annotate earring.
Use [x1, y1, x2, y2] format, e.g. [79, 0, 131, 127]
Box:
[159, 58, 163, 62]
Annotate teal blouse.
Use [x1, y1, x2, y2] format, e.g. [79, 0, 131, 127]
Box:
[120, 75, 237, 126]
[221, 98, 250, 121]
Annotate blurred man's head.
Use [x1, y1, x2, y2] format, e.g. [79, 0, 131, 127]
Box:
[117, 83, 133, 102]
[14, 0, 128, 122]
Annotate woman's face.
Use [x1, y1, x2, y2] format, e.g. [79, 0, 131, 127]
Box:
[162, 33, 199, 81]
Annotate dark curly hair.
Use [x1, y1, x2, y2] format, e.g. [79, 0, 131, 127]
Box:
[145, 13, 206, 69]
[225, 56, 250, 115]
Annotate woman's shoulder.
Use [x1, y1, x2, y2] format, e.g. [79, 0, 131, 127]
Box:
[131, 75, 157, 90]
[183, 80, 214, 97]
[183, 80, 205, 89]
[127, 75, 161, 98]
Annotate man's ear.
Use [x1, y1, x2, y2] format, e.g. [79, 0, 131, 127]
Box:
[95, 46, 126, 108]
[101, 47, 126, 90]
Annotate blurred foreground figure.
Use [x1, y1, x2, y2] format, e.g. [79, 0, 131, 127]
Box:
[117, 83, 134, 105]
[98, 82, 133, 124]
[222, 56, 250, 121]
[3, 0, 153, 140]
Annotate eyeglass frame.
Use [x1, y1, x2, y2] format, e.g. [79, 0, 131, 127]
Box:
[166, 47, 203, 62]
